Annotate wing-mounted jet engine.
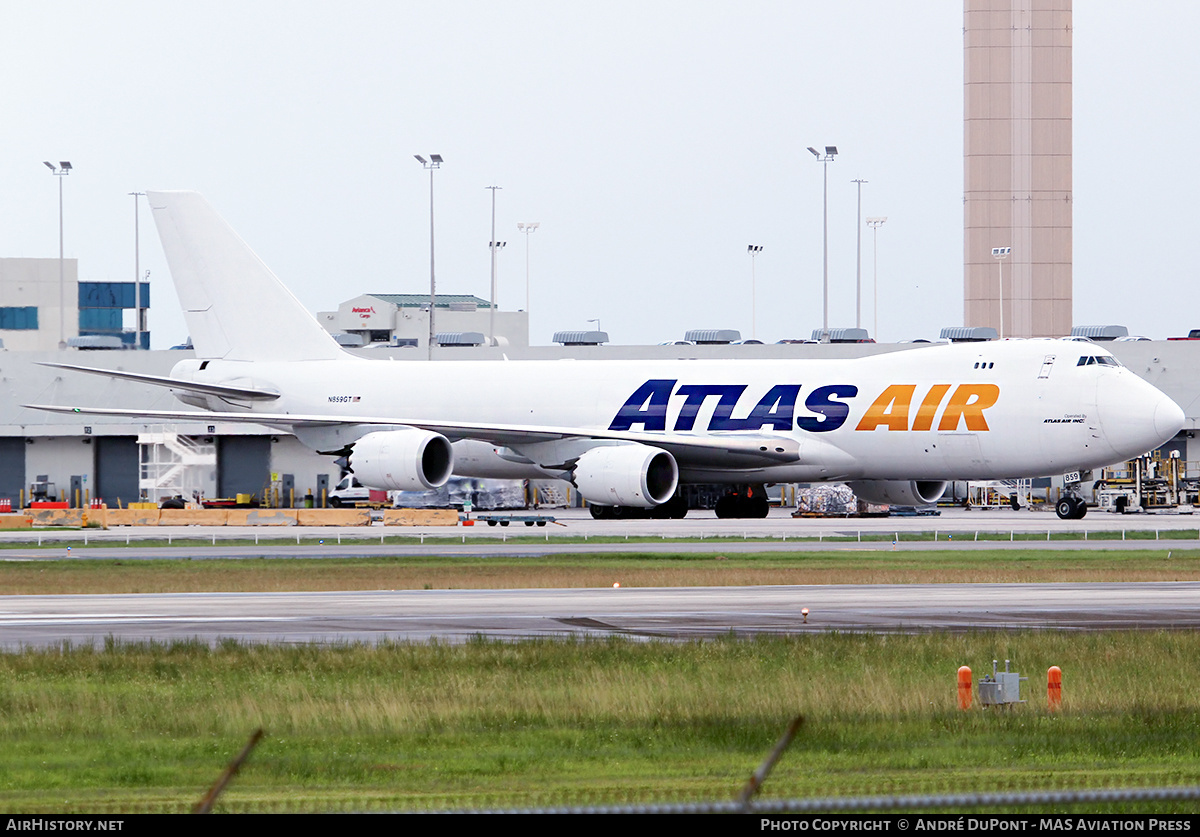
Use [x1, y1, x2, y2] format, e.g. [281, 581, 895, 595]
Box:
[346, 429, 454, 491]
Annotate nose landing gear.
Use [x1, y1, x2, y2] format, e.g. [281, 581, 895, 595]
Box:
[1055, 494, 1087, 520]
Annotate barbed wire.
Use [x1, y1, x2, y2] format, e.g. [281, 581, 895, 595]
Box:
[452, 784, 1200, 815]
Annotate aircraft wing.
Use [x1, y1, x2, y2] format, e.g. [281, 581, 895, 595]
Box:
[24, 403, 800, 467]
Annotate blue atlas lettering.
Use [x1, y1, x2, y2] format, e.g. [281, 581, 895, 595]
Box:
[718, 384, 802, 431]
[675, 384, 747, 431]
[608, 379, 675, 431]
[796, 384, 858, 433]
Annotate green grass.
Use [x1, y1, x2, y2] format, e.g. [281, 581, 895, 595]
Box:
[1, 632, 1198, 812]
[3, 549, 1200, 594]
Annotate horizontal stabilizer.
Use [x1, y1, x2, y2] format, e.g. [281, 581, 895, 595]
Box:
[37, 362, 280, 401]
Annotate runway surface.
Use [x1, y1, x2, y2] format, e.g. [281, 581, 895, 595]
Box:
[2, 582, 1197, 649]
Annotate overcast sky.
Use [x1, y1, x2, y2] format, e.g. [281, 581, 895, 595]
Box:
[2, 1, 1197, 348]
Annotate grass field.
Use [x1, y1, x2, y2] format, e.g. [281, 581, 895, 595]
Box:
[1, 632, 1199, 813]
[2, 548, 1200, 594]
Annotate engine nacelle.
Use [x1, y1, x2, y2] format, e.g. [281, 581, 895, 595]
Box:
[845, 479, 948, 507]
[348, 429, 454, 491]
[572, 444, 678, 508]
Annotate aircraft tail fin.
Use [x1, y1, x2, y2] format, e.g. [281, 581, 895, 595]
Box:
[147, 191, 345, 362]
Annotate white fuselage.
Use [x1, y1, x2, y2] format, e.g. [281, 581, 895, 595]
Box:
[170, 339, 1183, 485]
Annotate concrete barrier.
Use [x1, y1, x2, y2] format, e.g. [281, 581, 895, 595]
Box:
[383, 508, 460, 527]
[26, 508, 86, 527]
[103, 509, 162, 527]
[0, 514, 33, 529]
[158, 509, 230, 526]
[296, 509, 371, 527]
[226, 509, 299, 526]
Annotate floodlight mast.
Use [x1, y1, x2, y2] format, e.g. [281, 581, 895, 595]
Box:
[852, 179, 867, 331]
[129, 192, 146, 349]
[992, 246, 1011, 339]
[45, 161, 71, 349]
[415, 154, 442, 359]
[747, 245, 763, 339]
[486, 185, 504, 347]
[808, 145, 837, 342]
[517, 222, 539, 315]
[866, 217, 887, 340]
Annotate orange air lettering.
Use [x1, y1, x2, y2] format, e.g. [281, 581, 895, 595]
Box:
[854, 384, 916, 431]
[911, 384, 951, 432]
[937, 384, 1000, 431]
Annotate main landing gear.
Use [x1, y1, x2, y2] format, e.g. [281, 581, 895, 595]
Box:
[1055, 495, 1087, 520]
[714, 485, 770, 519]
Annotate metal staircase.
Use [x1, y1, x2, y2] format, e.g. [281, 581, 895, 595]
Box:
[138, 431, 216, 503]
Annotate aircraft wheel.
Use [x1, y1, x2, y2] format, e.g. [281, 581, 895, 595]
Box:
[1055, 498, 1075, 520]
[590, 505, 611, 520]
[750, 495, 770, 519]
[1073, 500, 1088, 520]
[714, 496, 736, 519]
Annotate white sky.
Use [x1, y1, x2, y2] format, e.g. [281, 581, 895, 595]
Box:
[2, 1, 1197, 348]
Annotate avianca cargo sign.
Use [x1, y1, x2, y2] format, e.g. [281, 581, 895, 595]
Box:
[608, 381, 1000, 434]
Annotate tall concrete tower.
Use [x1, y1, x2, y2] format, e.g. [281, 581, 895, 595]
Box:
[964, 0, 1072, 338]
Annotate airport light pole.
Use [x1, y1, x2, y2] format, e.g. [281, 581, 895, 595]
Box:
[866, 217, 887, 341]
[517, 221, 539, 314]
[486, 185, 504, 347]
[415, 154, 443, 359]
[807, 146, 836, 342]
[852, 179, 867, 331]
[44, 161, 71, 349]
[992, 246, 1011, 339]
[587, 317, 601, 336]
[129, 192, 145, 349]
[747, 245, 763, 340]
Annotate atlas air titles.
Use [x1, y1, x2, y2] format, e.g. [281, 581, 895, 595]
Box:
[609, 379, 1001, 434]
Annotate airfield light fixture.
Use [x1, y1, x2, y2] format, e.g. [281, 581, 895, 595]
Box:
[866, 217, 887, 341]
[992, 246, 1011, 339]
[416, 154, 443, 358]
[517, 222, 539, 314]
[809, 145, 837, 342]
[747, 245, 764, 339]
[45, 160, 71, 349]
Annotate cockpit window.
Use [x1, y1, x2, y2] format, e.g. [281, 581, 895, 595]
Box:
[1076, 355, 1121, 367]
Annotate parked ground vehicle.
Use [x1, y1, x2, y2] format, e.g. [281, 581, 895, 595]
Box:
[328, 475, 389, 507]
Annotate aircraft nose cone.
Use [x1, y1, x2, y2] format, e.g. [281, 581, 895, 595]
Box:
[1154, 393, 1186, 441]
[1096, 376, 1184, 461]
